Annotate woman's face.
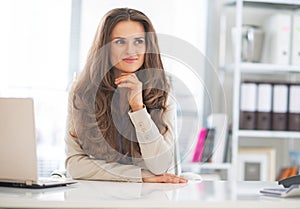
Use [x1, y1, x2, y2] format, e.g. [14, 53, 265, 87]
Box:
[110, 21, 146, 76]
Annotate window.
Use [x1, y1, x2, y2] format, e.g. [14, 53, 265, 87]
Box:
[0, 0, 72, 176]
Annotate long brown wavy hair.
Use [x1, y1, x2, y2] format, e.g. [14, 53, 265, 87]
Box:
[72, 8, 170, 163]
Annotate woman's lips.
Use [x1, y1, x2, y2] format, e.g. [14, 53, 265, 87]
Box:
[123, 57, 138, 63]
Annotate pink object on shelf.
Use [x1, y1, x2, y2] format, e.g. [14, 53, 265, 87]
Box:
[192, 128, 207, 162]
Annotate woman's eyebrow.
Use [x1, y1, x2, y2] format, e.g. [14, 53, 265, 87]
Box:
[112, 34, 145, 38]
[112, 37, 126, 40]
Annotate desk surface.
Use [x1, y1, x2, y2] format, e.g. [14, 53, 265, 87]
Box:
[0, 180, 300, 209]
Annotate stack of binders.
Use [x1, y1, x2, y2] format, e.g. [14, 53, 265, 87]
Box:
[239, 81, 300, 131]
[262, 13, 300, 66]
[262, 14, 291, 65]
[292, 14, 300, 66]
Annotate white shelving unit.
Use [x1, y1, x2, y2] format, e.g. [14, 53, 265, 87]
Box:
[221, 0, 300, 180]
[222, 63, 300, 73]
[181, 0, 300, 181]
[238, 130, 300, 138]
[182, 162, 232, 171]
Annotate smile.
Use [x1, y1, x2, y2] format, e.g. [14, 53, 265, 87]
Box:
[123, 57, 138, 63]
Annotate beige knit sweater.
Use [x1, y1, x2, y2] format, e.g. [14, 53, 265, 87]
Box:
[64, 85, 176, 182]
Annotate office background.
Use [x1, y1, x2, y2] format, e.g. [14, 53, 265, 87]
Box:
[0, 0, 208, 177]
[0, 0, 299, 180]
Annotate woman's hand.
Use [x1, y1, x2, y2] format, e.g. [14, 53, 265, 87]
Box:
[115, 73, 143, 112]
[142, 172, 188, 184]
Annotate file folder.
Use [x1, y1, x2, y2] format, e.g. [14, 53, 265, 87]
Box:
[207, 114, 228, 163]
[291, 14, 300, 66]
[272, 84, 288, 130]
[201, 128, 215, 163]
[256, 83, 272, 130]
[240, 82, 257, 130]
[288, 84, 300, 131]
[262, 14, 291, 65]
[192, 128, 207, 162]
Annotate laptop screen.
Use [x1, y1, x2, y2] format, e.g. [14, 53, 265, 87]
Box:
[0, 98, 38, 184]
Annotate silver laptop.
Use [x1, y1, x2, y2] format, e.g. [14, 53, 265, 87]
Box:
[0, 97, 76, 188]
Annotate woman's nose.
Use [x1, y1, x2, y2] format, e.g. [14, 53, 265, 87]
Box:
[126, 42, 136, 55]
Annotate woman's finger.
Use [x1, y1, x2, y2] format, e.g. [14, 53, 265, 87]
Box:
[115, 74, 137, 85]
[165, 173, 188, 183]
[160, 174, 188, 183]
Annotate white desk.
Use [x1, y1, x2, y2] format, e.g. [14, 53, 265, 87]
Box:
[0, 180, 300, 209]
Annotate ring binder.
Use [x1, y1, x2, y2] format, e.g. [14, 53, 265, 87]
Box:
[272, 83, 288, 131]
[240, 82, 257, 130]
[288, 84, 300, 131]
[256, 83, 272, 130]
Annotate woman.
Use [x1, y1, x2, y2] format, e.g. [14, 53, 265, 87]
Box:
[65, 8, 187, 183]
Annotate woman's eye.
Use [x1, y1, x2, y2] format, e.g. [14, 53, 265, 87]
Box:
[115, 39, 125, 44]
[135, 39, 145, 45]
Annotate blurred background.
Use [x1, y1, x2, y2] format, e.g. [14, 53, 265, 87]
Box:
[0, 0, 208, 177]
[1, 0, 299, 181]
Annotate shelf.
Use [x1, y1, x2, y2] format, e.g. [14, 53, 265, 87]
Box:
[222, 63, 300, 74]
[181, 162, 232, 171]
[225, 0, 300, 10]
[218, 0, 300, 181]
[238, 130, 300, 138]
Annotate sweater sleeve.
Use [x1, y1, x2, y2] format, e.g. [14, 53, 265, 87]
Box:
[64, 86, 144, 182]
[128, 97, 176, 175]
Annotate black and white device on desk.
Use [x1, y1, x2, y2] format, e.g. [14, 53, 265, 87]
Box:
[260, 175, 300, 198]
[278, 175, 300, 188]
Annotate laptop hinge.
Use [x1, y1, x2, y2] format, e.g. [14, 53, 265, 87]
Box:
[25, 180, 33, 186]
